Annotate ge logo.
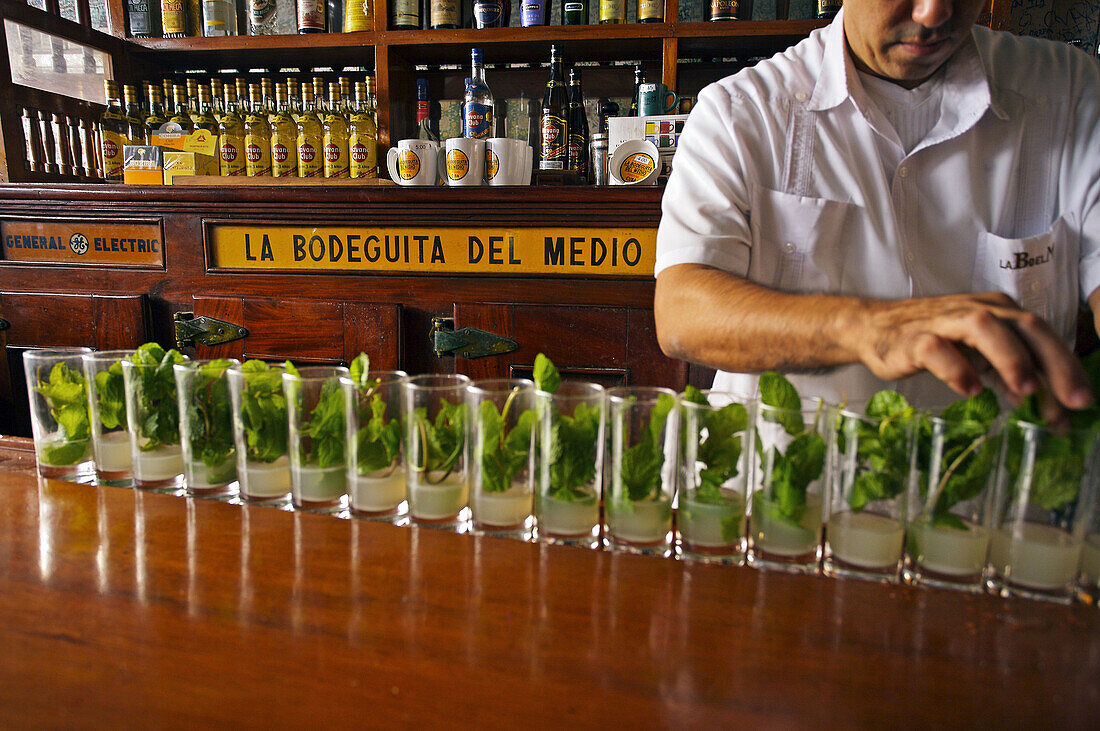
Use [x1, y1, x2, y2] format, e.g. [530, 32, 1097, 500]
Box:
[69, 233, 89, 255]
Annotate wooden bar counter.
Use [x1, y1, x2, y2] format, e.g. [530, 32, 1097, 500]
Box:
[0, 437, 1097, 727]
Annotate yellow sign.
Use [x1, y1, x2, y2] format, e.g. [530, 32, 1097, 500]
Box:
[208, 224, 656, 276]
[1, 218, 164, 268]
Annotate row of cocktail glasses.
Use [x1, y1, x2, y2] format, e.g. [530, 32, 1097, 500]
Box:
[22, 348, 1100, 604]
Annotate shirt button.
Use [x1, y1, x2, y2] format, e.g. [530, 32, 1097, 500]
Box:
[906, 251, 915, 262]
[899, 166, 909, 178]
[1030, 280, 1042, 292]
[784, 242, 796, 253]
[795, 92, 808, 102]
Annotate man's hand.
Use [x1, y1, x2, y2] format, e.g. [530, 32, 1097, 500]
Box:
[853, 292, 1092, 420]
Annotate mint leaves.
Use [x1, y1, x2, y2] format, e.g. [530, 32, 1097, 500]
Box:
[410, 398, 466, 479]
[474, 393, 536, 493]
[347, 355, 402, 475]
[533, 354, 602, 502]
[294, 374, 345, 468]
[181, 358, 237, 482]
[756, 372, 824, 526]
[682, 385, 748, 504]
[94, 359, 127, 431]
[842, 390, 915, 512]
[925, 389, 1000, 526]
[618, 391, 676, 502]
[238, 360, 288, 463]
[33, 360, 91, 465]
[129, 342, 186, 451]
[533, 353, 560, 394]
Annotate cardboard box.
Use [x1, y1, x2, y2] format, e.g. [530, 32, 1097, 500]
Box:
[163, 150, 219, 185]
[152, 123, 219, 183]
[122, 145, 163, 185]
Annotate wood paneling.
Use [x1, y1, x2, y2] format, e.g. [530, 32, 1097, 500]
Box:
[627, 307, 687, 387]
[452, 302, 513, 381]
[92, 294, 147, 349]
[0, 292, 96, 346]
[242, 298, 345, 362]
[343, 302, 403, 371]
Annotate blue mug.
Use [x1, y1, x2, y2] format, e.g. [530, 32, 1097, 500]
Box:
[638, 82, 679, 116]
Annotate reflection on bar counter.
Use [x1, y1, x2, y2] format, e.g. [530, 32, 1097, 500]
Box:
[21, 346, 1100, 606]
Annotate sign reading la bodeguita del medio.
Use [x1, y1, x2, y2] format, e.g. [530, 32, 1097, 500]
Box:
[207, 224, 656, 276]
[0, 219, 165, 268]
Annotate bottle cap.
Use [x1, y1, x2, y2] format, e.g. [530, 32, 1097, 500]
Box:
[472, 48, 483, 64]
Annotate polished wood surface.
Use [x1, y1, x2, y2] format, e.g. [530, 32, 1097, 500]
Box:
[0, 439, 1097, 727]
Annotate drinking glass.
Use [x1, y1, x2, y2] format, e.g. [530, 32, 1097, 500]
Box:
[534, 381, 605, 548]
[824, 407, 911, 582]
[604, 386, 679, 556]
[283, 366, 350, 513]
[175, 359, 240, 498]
[466, 378, 536, 538]
[403, 373, 471, 529]
[227, 361, 291, 506]
[986, 418, 1100, 603]
[121, 349, 189, 491]
[904, 413, 1000, 592]
[748, 396, 832, 573]
[23, 347, 95, 482]
[82, 349, 135, 485]
[1078, 495, 1100, 605]
[342, 369, 409, 521]
[677, 392, 753, 564]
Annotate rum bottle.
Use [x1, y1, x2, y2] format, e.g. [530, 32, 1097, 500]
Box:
[598, 0, 624, 23]
[348, 81, 378, 179]
[539, 45, 568, 171]
[160, 0, 189, 37]
[296, 85, 324, 177]
[297, 0, 326, 32]
[271, 83, 299, 177]
[218, 84, 247, 176]
[244, 83, 273, 176]
[816, 0, 841, 18]
[168, 84, 194, 132]
[323, 82, 350, 178]
[566, 67, 589, 180]
[638, 0, 662, 22]
[194, 84, 220, 135]
[99, 80, 127, 181]
[463, 48, 494, 139]
[121, 84, 146, 143]
[143, 84, 168, 142]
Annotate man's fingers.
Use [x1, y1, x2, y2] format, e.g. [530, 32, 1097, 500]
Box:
[910, 333, 983, 397]
[1001, 310, 1093, 410]
[941, 309, 1041, 400]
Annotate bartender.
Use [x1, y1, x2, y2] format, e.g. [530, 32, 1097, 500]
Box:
[653, 0, 1100, 420]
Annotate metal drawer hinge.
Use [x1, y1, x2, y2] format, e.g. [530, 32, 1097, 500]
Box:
[173, 311, 248, 349]
[430, 316, 518, 359]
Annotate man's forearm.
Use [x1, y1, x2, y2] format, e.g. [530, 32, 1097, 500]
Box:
[653, 263, 866, 373]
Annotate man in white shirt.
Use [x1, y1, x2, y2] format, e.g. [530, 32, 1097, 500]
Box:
[654, 0, 1100, 419]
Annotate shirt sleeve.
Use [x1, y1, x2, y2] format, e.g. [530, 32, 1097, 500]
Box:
[1071, 53, 1100, 302]
[654, 82, 757, 278]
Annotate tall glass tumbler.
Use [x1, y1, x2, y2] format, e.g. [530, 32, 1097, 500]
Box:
[403, 374, 472, 528]
[824, 407, 912, 582]
[227, 361, 291, 505]
[605, 387, 679, 556]
[749, 397, 831, 573]
[534, 381, 605, 548]
[678, 392, 753, 564]
[467, 378, 537, 539]
[986, 418, 1100, 603]
[283, 366, 350, 513]
[342, 369, 409, 521]
[23, 347, 95, 481]
[175, 359, 240, 497]
[904, 412, 1000, 592]
[121, 348, 189, 490]
[82, 350, 135, 485]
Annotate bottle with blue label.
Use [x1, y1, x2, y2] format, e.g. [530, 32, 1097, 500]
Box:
[520, 0, 548, 25]
[473, 0, 508, 27]
[463, 48, 495, 139]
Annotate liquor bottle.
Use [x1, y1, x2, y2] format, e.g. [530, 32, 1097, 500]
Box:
[143, 84, 168, 142]
[121, 84, 146, 144]
[816, 0, 841, 19]
[323, 83, 350, 178]
[209, 78, 225, 120]
[520, 0, 547, 26]
[99, 80, 127, 181]
[638, 0, 662, 22]
[598, 0, 624, 23]
[415, 77, 431, 139]
[202, 0, 238, 35]
[297, 0, 326, 32]
[186, 78, 200, 123]
[194, 85, 220, 135]
[287, 77, 303, 121]
[312, 77, 327, 115]
[126, 0, 162, 37]
[539, 45, 568, 171]
[244, 83, 273, 176]
[218, 84, 247, 176]
[234, 78, 249, 112]
[561, 0, 585, 24]
[463, 48, 494, 139]
[327, 0, 345, 31]
[160, 0, 188, 37]
[708, 0, 744, 20]
[338, 76, 353, 116]
[348, 81, 378, 179]
[248, 0, 284, 33]
[429, 0, 460, 29]
[296, 85, 324, 177]
[262, 77, 277, 124]
[343, 0, 372, 30]
[566, 67, 589, 180]
[270, 83, 299, 177]
[390, 0, 420, 28]
[629, 64, 645, 116]
[365, 75, 378, 127]
[168, 84, 194, 131]
[473, 0, 505, 28]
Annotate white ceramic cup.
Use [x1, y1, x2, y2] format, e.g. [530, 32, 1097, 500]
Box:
[438, 137, 486, 186]
[386, 139, 440, 186]
[485, 138, 531, 186]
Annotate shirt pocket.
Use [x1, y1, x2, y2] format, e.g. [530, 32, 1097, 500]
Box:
[749, 185, 854, 293]
[972, 216, 1078, 340]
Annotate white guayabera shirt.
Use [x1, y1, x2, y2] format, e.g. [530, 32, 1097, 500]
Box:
[655, 9, 1100, 410]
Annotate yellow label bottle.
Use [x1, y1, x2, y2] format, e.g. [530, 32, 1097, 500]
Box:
[244, 83, 272, 176]
[348, 81, 378, 178]
[323, 83, 350, 178]
[218, 85, 246, 176]
[344, 0, 373, 31]
[296, 85, 324, 178]
[599, 0, 624, 23]
[270, 83, 299, 178]
[161, 0, 188, 36]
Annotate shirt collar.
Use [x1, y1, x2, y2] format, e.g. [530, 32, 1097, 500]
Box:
[806, 9, 1009, 122]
